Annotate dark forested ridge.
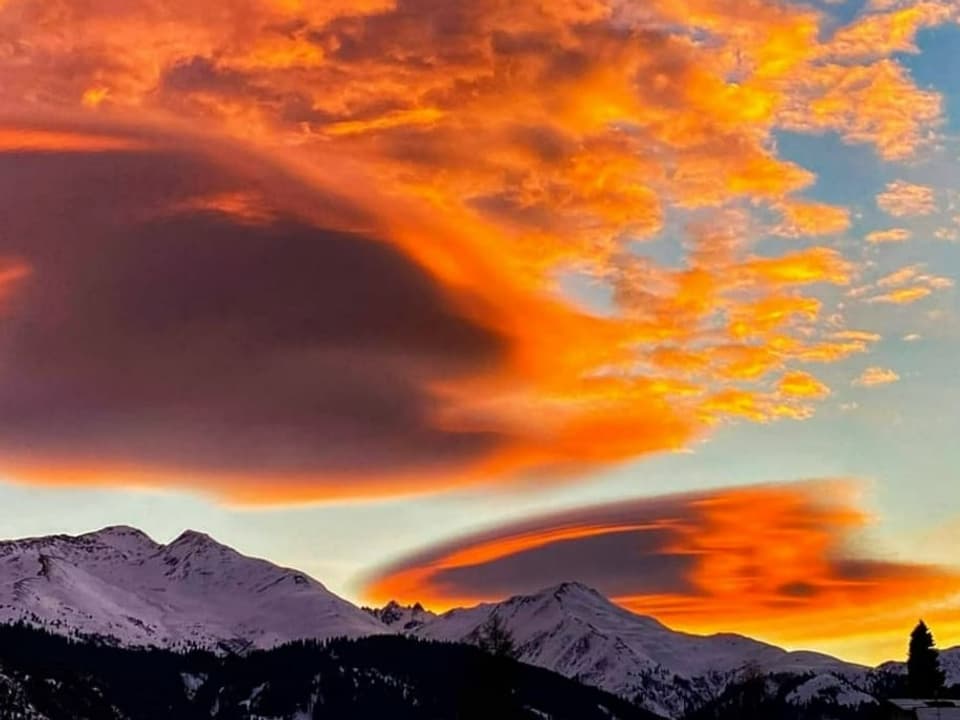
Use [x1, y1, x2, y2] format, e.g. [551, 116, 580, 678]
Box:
[0, 623, 662, 720]
[3, 621, 959, 720]
[685, 668, 960, 720]
[683, 673, 886, 720]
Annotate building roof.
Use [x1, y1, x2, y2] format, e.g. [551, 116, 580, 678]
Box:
[890, 699, 960, 717]
[915, 711, 960, 719]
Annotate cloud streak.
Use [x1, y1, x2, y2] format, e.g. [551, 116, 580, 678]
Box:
[852, 367, 901, 387]
[866, 228, 912, 244]
[855, 263, 954, 306]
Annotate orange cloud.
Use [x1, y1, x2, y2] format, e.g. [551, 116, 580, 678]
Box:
[922, 274, 954, 290]
[0, 126, 144, 152]
[778, 371, 831, 399]
[866, 228, 913, 244]
[727, 295, 822, 340]
[170, 190, 276, 225]
[828, 1, 957, 59]
[362, 481, 960, 663]
[0, 0, 952, 499]
[877, 264, 924, 288]
[774, 200, 851, 237]
[832, 330, 882, 343]
[739, 248, 852, 287]
[876, 180, 938, 217]
[852, 367, 900, 386]
[81, 86, 111, 108]
[0, 258, 31, 308]
[867, 287, 933, 304]
[854, 263, 953, 306]
[779, 60, 942, 160]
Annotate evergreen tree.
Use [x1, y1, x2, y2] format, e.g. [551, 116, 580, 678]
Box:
[476, 614, 518, 659]
[459, 615, 522, 719]
[908, 620, 946, 697]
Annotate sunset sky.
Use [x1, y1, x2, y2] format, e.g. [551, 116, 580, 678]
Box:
[1, 0, 960, 665]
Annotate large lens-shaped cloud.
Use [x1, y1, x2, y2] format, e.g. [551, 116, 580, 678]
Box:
[363, 481, 960, 660]
[0, 119, 718, 500]
[0, 121, 513, 499]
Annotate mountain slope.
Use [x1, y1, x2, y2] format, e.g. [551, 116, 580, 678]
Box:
[414, 582, 867, 718]
[0, 623, 664, 720]
[0, 526, 387, 650]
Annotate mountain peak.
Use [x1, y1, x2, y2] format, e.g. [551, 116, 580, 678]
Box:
[168, 529, 217, 546]
[86, 524, 155, 540]
[507, 581, 617, 612]
[164, 529, 239, 556]
[546, 580, 604, 598]
[160, 530, 237, 570]
[79, 525, 160, 552]
[365, 600, 436, 630]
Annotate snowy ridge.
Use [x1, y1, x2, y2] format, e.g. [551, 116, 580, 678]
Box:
[413, 581, 867, 718]
[0, 526, 388, 650]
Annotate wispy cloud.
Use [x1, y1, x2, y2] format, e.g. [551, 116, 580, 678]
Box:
[853, 263, 953, 306]
[876, 180, 938, 217]
[866, 228, 913, 244]
[867, 287, 933, 305]
[778, 371, 831, 399]
[852, 367, 901, 386]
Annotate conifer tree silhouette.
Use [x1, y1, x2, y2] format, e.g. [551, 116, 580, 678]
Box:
[908, 619, 946, 698]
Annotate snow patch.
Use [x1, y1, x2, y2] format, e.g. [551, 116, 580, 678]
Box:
[786, 674, 877, 708]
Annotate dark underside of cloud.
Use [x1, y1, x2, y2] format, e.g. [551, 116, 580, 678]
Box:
[433, 527, 696, 599]
[366, 494, 703, 600]
[0, 143, 506, 483]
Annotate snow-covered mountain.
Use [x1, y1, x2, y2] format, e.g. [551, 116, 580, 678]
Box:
[0, 525, 388, 650]
[0, 526, 926, 719]
[412, 582, 868, 718]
